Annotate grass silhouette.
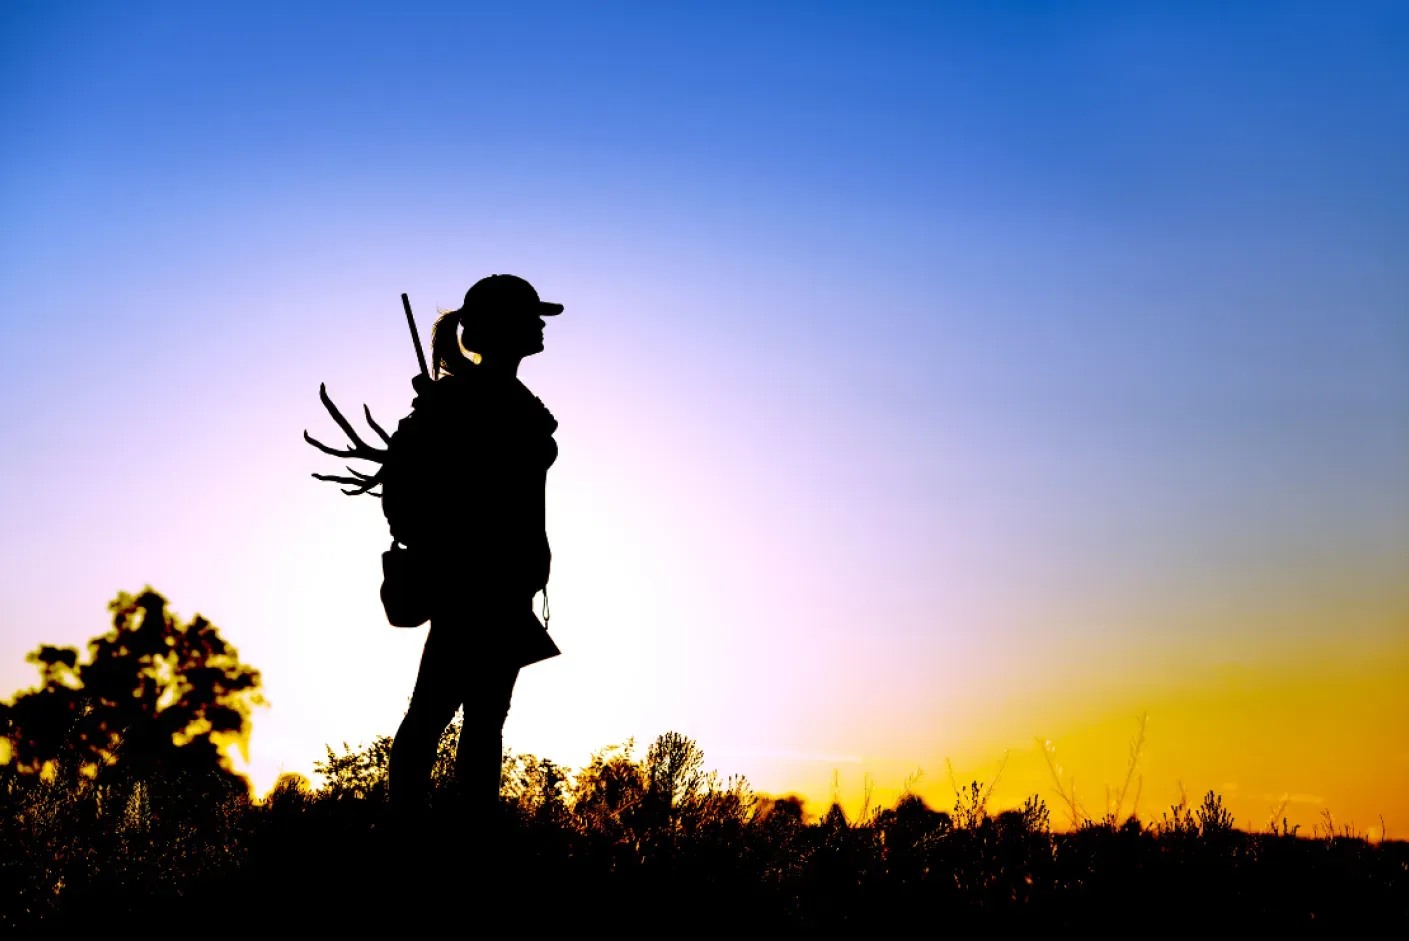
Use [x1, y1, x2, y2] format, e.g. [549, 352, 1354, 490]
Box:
[3, 720, 1407, 931]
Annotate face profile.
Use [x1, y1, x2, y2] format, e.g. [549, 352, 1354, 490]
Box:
[472, 310, 547, 360]
[532, 315, 546, 355]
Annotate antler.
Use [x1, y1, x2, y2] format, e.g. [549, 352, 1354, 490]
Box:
[304, 383, 388, 461]
[364, 404, 393, 445]
[305, 383, 389, 496]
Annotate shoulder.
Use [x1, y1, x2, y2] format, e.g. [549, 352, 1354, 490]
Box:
[409, 373, 480, 414]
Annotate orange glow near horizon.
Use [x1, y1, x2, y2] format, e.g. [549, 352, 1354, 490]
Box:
[221, 596, 1408, 837]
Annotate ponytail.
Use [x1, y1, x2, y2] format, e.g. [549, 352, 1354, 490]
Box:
[430, 308, 475, 378]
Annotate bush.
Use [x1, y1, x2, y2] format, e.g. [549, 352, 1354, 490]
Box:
[3, 728, 1405, 931]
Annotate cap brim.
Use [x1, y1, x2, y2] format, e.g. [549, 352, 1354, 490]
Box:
[540, 302, 564, 316]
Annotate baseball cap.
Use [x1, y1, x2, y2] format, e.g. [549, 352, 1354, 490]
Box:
[462, 274, 563, 317]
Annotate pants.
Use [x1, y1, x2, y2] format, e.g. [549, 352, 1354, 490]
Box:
[388, 611, 521, 818]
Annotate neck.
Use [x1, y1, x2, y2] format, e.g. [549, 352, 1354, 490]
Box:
[477, 354, 523, 379]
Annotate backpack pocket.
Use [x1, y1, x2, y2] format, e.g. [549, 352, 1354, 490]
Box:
[381, 542, 431, 628]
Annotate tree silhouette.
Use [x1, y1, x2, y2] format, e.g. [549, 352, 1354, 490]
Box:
[0, 587, 263, 790]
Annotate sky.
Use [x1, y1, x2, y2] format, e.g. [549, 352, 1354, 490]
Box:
[1, 1, 1406, 834]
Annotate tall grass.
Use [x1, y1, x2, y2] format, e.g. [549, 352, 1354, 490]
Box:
[1, 724, 1405, 931]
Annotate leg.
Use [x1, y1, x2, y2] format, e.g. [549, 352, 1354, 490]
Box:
[389, 623, 465, 819]
[456, 654, 520, 816]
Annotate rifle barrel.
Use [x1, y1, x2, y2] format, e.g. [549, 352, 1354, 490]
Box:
[401, 293, 430, 379]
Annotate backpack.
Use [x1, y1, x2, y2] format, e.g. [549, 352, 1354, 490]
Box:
[306, 377, 558, 646]
[378, 406, 439, 550]
[304, 382, 439, 627]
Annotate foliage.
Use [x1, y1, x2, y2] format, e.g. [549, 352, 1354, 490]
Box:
[1197, 788, 1236, 837]
[0, 588, 263, 792]
[2, 725, 1406, 931]
[315, 734, 394, 802]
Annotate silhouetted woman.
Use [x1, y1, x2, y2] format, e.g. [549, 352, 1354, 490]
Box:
[386, 274, 563, 821]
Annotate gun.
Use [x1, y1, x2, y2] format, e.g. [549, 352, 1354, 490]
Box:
[401, 293, 430, 379]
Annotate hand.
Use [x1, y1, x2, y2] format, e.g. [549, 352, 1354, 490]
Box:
[411, 373, 433, 397]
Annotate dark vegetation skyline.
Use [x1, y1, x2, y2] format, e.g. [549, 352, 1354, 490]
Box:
[2, 587, 1406, 929]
